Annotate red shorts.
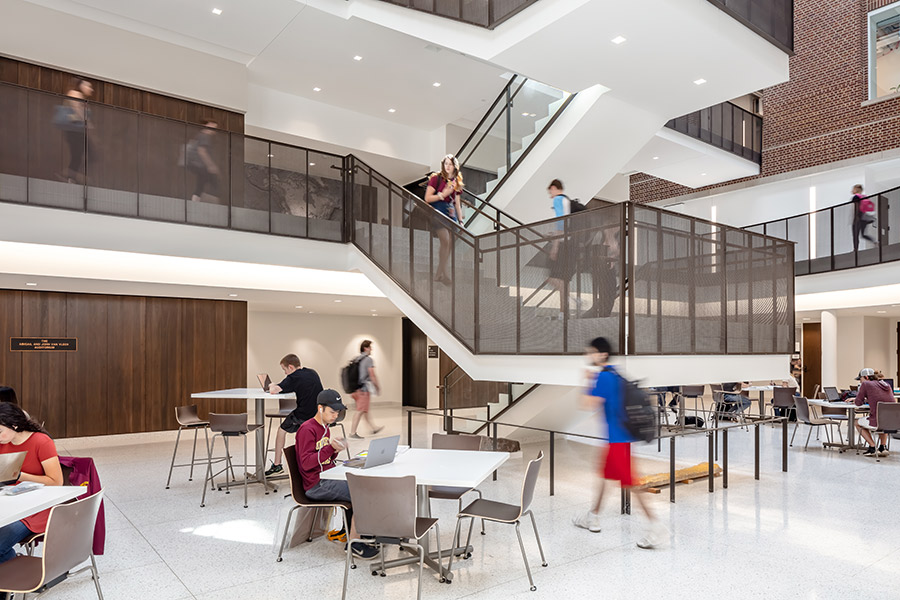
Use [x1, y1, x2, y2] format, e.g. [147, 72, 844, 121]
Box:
[599, 443, 634, 487]
[351, 389, 370, 412]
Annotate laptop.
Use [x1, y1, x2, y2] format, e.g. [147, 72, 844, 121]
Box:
[257, 373, 272, 392]
[344, 435, 400, 469]
[0, 451, 26, 486]
[824, 387, 842, 402]
[882, 378, 894, 391]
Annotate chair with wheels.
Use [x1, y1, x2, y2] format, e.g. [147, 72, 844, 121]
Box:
[165, 404, 212, 489]
[200, 413, 267, 509]
[447, 452, 547, 592]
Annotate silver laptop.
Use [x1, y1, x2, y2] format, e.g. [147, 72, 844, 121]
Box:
[257, 373, 272, 392]
[344, 435, 400, 469]
[0, 451, 26, 485]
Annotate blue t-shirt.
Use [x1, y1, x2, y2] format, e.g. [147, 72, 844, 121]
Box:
[590, 366, 633, 443]
[552, 194, 569, 231]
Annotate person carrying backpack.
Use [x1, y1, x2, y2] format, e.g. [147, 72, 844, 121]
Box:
[347, 340, 383, 439]
[572, 337, 668, 549]
[851, 184, 876, 252]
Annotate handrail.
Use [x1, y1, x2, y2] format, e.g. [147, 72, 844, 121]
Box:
[455, 75, 521, 161]
[457, 76, 529, 167]
[375, 0, 542, 30]
[747, 183, 900, 228]
[471, 383, 540, 435]
[665, 99, 762, 165]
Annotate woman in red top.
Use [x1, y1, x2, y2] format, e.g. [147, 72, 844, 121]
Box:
[425, 154, 465, 284]
[0, 403, 64, 564]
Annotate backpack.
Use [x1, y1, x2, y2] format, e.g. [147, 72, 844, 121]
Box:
[605, 367, 657, 443]
[563, 194, 586, 213]
[340, 357, 363, 394]
[860, 197, 875, 213]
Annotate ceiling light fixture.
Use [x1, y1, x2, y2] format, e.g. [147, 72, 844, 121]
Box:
[313, 87, 321, 92]
[309, 162, 315, 166]
[433, 82, 441, 87]
[295, 305, 303, 309]
[308, 311, 314, 314]
[529, 113, 536, 117]
[522, 112, 529, 116]
[228, 294, 238, 297]
[611, 36, 626, 44]
[693, 78, 707, 85]
[388, 108, 396, 113]
[802, 317, 810, 321]
[25, 282, 37, 286]
[353, 55, 363, 61]
[334, 299, 342, 303]
[372, 314, 378, 317]
[877, 310, 887, 313]
[701, 173, 707, 176]
[370, 309, 377, 312]
[267, 154, 274, 158]
[212, 8, 222, 15]
[652, 156, 659, 160]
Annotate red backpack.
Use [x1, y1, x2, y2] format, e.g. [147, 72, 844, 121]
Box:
[859, 196, 875, 213]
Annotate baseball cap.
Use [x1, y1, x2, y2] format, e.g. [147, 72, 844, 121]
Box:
[317, 389, 348, 411]
[855, 368, 875, 380]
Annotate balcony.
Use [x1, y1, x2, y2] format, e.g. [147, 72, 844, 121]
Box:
[375, 0, 539, 29]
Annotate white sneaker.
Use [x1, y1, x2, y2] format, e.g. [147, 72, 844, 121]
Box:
[637, 523, 668, 549]
[572, 510, 601, 532]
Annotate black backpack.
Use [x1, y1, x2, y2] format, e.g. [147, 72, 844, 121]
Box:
[563, 194, 586, 213]
[340, 357, 362, 394]
[606, 367, 657, 443]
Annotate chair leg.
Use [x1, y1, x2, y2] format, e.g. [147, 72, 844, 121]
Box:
[527, 511, 548, 567]
[189, 427, 199, 481]
[201, 434, 217, 507]
[433, 523, 445, 582]
[307, 507, 319, 542]
[223, 437, 232, 493]
[805, 425, 813, 450]
[447, 517, 464, 576]
[790, 422, 799, 446]
[514, 520, 536, 591]
[416, 543, 425, 600]
[165, 426, 184, 489]
[203, 426, 214, 490]
[276, 505, 300, 562]
[463, 513, 476, 555]
[476, 490, 485, 535]
[90, 553, 104, 600]
[265, 417, 275, 456]
[343, 537, 362, 600]
[243, 434, 249, 508]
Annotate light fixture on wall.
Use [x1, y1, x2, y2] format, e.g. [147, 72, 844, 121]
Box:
[433, 82, 441, 87]
[652, 156, 659, 160]
[388, 108, 396, 113]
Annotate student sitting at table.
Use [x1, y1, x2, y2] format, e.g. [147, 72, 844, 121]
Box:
[717, 382, 751, 418]
[296, 389, 379, 560]
[0, 403, 64, 566]
[854, 368, 896, 457]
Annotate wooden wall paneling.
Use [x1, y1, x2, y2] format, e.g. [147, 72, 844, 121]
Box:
[183, 299, 220, 418]
[214, 301, 248, 414]
[0, 57, 17, 83]
[65, 294, 109, 437]
[106, 296, 146, 434]
[145, 297, 184, 431]
[21, 292, 67, 438]
[142, 91, 188, 123]
[0, 291, 23, 397]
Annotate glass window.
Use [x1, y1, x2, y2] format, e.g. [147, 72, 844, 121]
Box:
[869, 3, 900, 99]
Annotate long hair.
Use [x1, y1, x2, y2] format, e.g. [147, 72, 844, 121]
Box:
[436, 154, 464, 191]
[0, 386, 18, 405]
[0, 402, 47, 435]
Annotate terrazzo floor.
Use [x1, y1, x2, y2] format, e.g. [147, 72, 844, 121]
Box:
[32, 402, 900, 600]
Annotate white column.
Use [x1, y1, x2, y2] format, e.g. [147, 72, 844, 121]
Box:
[821, 310, 838, 388]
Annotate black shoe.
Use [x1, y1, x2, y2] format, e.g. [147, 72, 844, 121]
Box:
[347, 542, 381, 560]
[264, 464, 283, 476]
[863, 446, 877, 457]
[878, 445, 889, 457]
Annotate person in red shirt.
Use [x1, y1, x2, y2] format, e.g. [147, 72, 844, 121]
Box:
[0, 403, 64, 564]
[854, 368, 896, 457]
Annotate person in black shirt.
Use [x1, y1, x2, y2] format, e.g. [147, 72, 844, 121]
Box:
[264, 354, 323, 476]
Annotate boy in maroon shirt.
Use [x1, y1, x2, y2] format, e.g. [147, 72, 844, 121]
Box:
[854, 368, 896, 457]
[296, 389, 379, 559]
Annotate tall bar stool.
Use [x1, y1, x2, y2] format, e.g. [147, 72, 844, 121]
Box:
[166, 404, 212, 489]
[201, 413, 266, 509]
[265, 398, 297, 455]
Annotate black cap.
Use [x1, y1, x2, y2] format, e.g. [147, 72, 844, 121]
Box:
[317, 389, 347, 411]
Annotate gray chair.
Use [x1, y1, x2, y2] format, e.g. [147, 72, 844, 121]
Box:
[265, 397, 297, 455]
[200, 413, 266, 509]
[771, 387, 797, 420]
[428, 433, 485, 535]
[677, 385, 705, 425]
[165, 404, 211, 489]
[448, 452, 547, 592]
[276, 445, 350, 562]
[342, 474, 444, 600]
[792, 396, 843, 449]
[874, 403, 900, 460]
[0, 491, 105, 600]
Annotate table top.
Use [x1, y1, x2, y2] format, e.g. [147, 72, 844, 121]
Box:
[0, 486, 83, 528]
[321, 448, 509, 488]
[808, 399, 870, 410]
[191, 388, 296, 400]
[745, 386, 775, 391]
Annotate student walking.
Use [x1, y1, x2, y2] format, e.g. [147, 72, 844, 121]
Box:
[851, 184, 876, 252]
[573, 337, 667, 549]
[425, 155, 465, 284]
[349, 340, 383, 439]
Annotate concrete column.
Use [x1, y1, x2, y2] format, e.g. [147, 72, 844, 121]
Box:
[821, 310, 838, 388]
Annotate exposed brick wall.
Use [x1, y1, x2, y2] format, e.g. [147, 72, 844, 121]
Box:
[631, 0, 900, 205]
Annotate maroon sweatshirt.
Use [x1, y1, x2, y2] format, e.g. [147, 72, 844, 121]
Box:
[295, 417, 338, 491]
[855, 379, 895, 428]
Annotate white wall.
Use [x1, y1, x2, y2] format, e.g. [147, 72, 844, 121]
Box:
[247, 312, 403, 410]
[836, 316, 864, 387]
[863, 316, 892, 379]
[832, 315, 892, 388]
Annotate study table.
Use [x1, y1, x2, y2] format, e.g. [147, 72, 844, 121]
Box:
[321, 447, 509, 580]
[744, 385, 775, 419]
[808, 399, 869, 452]
[191, 388, 296, 490]
[0, 486, 83, 528]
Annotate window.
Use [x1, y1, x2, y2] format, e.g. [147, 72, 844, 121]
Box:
[869, 3, 900, 99]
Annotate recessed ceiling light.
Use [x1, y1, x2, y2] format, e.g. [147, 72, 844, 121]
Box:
[877, 310, 887, 313]
[611, 36, 627, 44]
[334, 299, 342, 303]
[522, 112, 529, 116]
[228, 294, 238, 297]
[212, 8, 222, 15]
[353, 55, 363, 61]
[25, 282, 37, 286]
[652, 156, 659, 160]
[267, 153, 274, 158]
[309, 162, 315, 166]
[433, 82, 441, 87]
[372, 314, 378, 317]
[308, 311, 314, 314]
[701, 173, 707, 176]
[295, 305, 303, 309]
[694, 78, 707, 85]
[802, 318, 810, 321]
[370, 309, 377, 312]
[388, 108, 396, 113]
[529, 113, 536, 117]
[313, 87, 321, 92]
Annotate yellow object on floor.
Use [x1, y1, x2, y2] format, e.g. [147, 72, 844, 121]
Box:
[634, 462, 722, 492]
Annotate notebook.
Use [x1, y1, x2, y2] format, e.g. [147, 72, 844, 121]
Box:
[344, 435, 400, 469]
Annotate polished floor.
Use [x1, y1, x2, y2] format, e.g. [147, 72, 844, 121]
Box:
[35, 403, 900, 600]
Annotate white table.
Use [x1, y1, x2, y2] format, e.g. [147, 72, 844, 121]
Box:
[322, 447, 508, 580]
[745, 385, 775, 419]
[191, 388, 296, 490]
[0, 486, 83, 528]
[809, 399, 869, 452]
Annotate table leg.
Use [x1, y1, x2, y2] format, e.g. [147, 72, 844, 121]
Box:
[759, 391, 766, 419]
[849, 407, 856, 453]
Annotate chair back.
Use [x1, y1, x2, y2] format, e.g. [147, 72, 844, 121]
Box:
[680, 385, 705, 397]
[282, 445, 312, 505]
[518, 451, 544, 516]
[794, 396, 812, 424]
[432, 432, 482, 451]
[709, 383, 724, 393]
[279, 398, 298, 412]
[772, 387, 797, 408]
[346, 473, 417, 539]
[41, 491, 103, 584]
[876, 402, 900, 433]
[209, 413, 248, 434]
[175, 404, 202, 426]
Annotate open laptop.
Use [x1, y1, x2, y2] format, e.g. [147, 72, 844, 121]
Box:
[344, 435, 400, 469]
[882, 378, 894, 391]
[256, 373, 272, 392]
[824, 386, 842, 402]
[0, 451, 26, 486]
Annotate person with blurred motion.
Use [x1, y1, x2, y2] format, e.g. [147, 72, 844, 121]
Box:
[184, 119, 221, 203]
[573, 337, 667, 549]
[425, 154, 465, 284]
[349, 340, 383, 439]
[54, 77, 94, 183]
[851, 184, 876, 252]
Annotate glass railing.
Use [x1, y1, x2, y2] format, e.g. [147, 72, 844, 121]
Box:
[707, 0, 793, 53]
[746, 187, 900, 275]
[454, 75, 572, 202]
[665, 101, 762, 164]
[376, 0, 540, 30]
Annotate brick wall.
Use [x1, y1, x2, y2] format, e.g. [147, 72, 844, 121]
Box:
[631, 0, 900, 204]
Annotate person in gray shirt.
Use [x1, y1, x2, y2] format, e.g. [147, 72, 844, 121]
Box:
[349, 340, 383, 439]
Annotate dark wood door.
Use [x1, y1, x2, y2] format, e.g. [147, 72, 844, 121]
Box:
[402, 318, 428, 408]
[802, 323, 822, 398]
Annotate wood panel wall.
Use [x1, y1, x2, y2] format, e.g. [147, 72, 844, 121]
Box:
[0, 290, 247, 438]
[439, 351, 505, 410]
[0, 57, 244, 133]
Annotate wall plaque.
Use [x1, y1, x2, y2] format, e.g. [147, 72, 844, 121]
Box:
[428, 345, 439, 359]
[10, 337, 77, 352]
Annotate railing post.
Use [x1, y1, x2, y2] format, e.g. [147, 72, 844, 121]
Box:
[549, 431, 555, 496]
[407, 409, 413, 448]
[627, 203, 636, 355]
[669, 436, 676, 503]
[505, 84, 511, 172]
[619, 202, 627, 353]
[474, 235, 480, 354]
